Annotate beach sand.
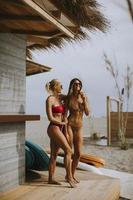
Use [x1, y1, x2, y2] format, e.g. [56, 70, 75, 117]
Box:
[26, 116, 133, 174]
[83, 142, 133, 174]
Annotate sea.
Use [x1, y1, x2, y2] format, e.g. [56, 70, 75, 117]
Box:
[26, 116, 107, 148]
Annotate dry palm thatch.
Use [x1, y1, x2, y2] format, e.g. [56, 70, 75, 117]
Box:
[28, 29, 88, 52]
[126, 0, 133, 22]
[52, 0, 108, 31]
[27, 0, 109, 57]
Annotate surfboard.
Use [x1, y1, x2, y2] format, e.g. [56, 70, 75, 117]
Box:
[79, 154, 105, 167]
[25, 145, 35, 169]
[25, 140, 49, 171]
[53, 155, 103, 175]
[46, 149, 105, 168]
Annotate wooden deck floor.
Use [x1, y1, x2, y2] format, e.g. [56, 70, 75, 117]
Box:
[0, 167, 120, 200]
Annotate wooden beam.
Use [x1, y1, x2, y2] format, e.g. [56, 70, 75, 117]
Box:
[27, 59, 52, 70]
[0, 29, 63, 37]
[4, 0, 24, 6]
[26, 59, 52, 76]
[0, 12, 61, 21]
[27, 35, 48, 45]
[51, 10, 61, 19]
[107, 96, 111, 146]
[49, 0, 77, 26]
[68, 26, 79, 34]
[21, 0, 75, 38]
[0, 14, 45, 21]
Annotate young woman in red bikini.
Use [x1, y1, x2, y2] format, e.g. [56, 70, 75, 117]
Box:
[66, 78, 90, 183]
[45, 79, 76, 188]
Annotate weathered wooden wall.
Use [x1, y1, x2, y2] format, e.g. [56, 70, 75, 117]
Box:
[0, 33, 26, 113]
[0, 34, 26, 192]
[0, 123, 25, 192]
[111, 112, 133, 140]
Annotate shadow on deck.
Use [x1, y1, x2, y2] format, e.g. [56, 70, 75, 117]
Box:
[0, 167, 120, 200]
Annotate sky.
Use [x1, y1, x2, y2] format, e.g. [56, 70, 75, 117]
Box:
[26, 0, 133, 117]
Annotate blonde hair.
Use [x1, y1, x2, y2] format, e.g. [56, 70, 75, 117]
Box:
[45, 79, 58, 94]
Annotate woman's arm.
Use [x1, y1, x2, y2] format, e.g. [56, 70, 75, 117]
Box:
[46, 96, 65, 125]
[80, 92, 90, 116]
[83, 99, 90, 116]
[60, 94, 69, 121]
[64, 95, 69, 118]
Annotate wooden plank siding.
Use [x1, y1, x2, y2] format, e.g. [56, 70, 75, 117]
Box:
[111, 112, 133, 139]
[0, 123, 25, 192]
[0, 34, 27, 192]
[0, 33, 26, 114]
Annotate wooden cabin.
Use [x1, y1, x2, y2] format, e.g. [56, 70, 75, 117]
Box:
[0, 0, 115, 197]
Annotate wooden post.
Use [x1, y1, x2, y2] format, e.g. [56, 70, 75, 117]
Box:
[117, 101, 121, 140]
[107, 96, 111, 146]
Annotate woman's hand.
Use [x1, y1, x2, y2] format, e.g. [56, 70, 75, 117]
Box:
[64, 117, 68, 124]
[61, 122, 66, 125]
[80, 91, 89, 116]
[80, 91, 87, 102]
[61, 118, 68, 125]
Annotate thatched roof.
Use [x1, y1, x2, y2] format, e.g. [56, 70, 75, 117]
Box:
[27, 0, 108, 56]
[27, 29, 88, 56]
[0, 0, 108, 58]
[26, 60, 52, 76]
[51, 0, 107, 31]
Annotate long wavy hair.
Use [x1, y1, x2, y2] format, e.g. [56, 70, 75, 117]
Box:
[67, 78, 82, 96]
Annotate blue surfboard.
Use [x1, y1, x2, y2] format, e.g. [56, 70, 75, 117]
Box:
[25, 145, 35, 169]
[25, 140, 49, 171]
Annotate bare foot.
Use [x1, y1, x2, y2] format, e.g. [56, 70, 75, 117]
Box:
[73, 177, 80, 184]
[48, 180, 61, 185]
[67, 179, 77, 188]
[65, 177, 77, 188]
[65, 176, 69, 182]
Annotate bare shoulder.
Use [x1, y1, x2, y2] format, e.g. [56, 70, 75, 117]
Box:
[46, 95, 54, 103]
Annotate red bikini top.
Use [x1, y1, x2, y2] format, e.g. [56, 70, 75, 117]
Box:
[52, 105, 65, 114]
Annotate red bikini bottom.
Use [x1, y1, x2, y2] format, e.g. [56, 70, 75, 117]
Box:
[49, 122, 65, 132]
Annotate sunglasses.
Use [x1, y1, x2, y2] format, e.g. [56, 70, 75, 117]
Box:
[73, 82, 81, 86]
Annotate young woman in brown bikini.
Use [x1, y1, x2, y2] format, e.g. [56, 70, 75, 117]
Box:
[45, 79, 76, 188]
[66, 78, 90, 183]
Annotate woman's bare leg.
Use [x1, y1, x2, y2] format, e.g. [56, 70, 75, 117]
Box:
[48, 141, 61, 184]
[64, 125, 73, 181]
[72, 127, 83, 183]
[66, 125, 73, 148]
[48, 125, 76, 188]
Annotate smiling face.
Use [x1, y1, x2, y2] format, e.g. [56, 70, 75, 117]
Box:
[72, 80, 82, 93]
